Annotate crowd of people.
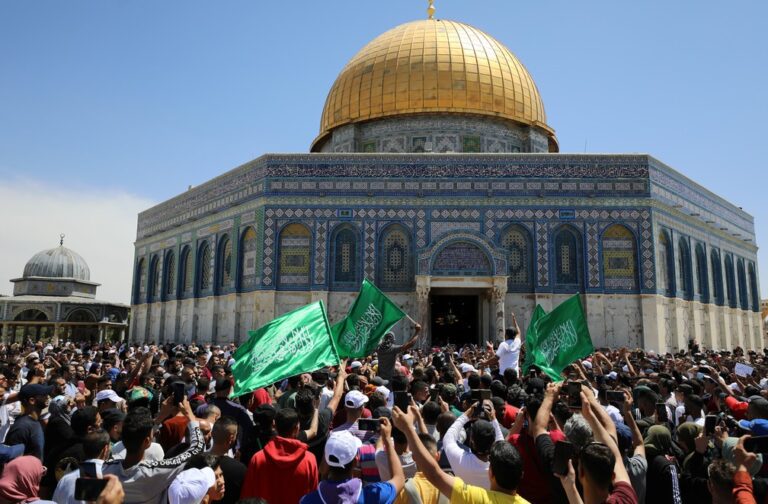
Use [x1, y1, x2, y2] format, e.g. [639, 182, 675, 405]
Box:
[1, 315, 768, 504]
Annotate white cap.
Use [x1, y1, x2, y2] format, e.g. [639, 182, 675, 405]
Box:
[607, 371, 618, 380]
[95, 390, 124, 404]
[459, 363, 477, 374]
[344, 390, 369, 409]
[376, 385, 391, 398]
[325, 431, 362, 468]
[403, 354, 412, 361]
[581, 360, 593, 369]
[168, 467, 216, 504]
[350, 361, 362, 369]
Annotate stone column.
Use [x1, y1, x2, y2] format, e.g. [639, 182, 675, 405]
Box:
[52, 324, 60, 346]
[492, 276, 508, 343]
[415, 275, 431, 347]
[0, 323, 7, 343]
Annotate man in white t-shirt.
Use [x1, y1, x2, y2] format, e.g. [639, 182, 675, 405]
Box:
[479, 313, 522, 375]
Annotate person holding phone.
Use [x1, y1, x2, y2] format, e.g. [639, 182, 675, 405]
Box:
[52, 429, 111, 504]
[442, 400, 504, 489]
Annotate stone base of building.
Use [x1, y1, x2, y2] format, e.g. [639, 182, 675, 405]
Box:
[130, 284, 763, 353]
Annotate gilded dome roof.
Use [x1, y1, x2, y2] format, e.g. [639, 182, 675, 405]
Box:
[23, 245, 91, 281]
[313, 19, 555, 150]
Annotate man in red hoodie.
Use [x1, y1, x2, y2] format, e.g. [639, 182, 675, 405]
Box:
[240, 407, 319, 504]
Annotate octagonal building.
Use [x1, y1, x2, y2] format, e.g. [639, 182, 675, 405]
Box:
[129, 17, 762, 352]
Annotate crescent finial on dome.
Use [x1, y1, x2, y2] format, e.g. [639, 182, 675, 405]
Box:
[59, 233, 65, 246]
[427, 0, 435, 20]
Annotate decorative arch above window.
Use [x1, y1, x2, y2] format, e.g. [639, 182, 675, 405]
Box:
[198, 242, 213, 294]
[501, 225, 533, 291]
[217, 235, 233, 291]
[711, 249, 724, 306]
[602, 224, 638, 292]
[134, 258, 146, 304]
[678, 237, 693, 300]
[695, 243, 708, 303]
[378, 225, 413, 290]
[331, 226, 360, 289]
[552, 226, 583, 290]
[737, 258, 748, 310]
[239, 227, 258, 290]
[432, 241, 491, 276]
[278, 223, 311, 287]
[657, 231, 675, 296]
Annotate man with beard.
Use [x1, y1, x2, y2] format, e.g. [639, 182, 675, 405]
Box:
[376, 323, 422, 382]
[5, 383, 52, 459]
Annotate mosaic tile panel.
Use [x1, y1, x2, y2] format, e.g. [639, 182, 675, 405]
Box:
[431, 221, 481, 240]
[602, 224, 638, 291]
[433, 242, 491, 275]
[314, 221, 327, 284]
[364, 221, 376, 280]
[536, 222, 549, 287]
[587, 223, 600, 288]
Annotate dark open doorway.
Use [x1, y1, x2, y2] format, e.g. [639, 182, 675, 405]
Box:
[430, 295, 479, 347]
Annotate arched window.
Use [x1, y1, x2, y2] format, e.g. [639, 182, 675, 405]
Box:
[602, 224, 638, 291]
[133, 258, 146, 304]
[180, 247, 193, 295]
[657, 231, 675, 296]
[678, 237, 693, 300]
[278, 223, 311, 287]
[695, 244, 708, 303]
[749, 263, 759, 311]
[198, 242, 213, 293]
[378, 225, 413, 290]
[552, 226, 583, 290]
[239, 227, 258, 290]
[217, 235, 233, 291]
[711, 250, 724, 306]
[164, 251, 176, 299]
[501, 225, 533, 291]
[737, 258, 748, 310]
[725, 254, 736, 308]
[148, 255, 160, 303]
[331, 226, 359, 289]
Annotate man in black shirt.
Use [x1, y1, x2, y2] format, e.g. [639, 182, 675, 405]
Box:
[207, 416, 246, 504]
[376, 323, 422, 381]
[5, 383, 52, 460]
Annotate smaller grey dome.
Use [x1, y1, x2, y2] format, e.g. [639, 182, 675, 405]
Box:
[23, 245, 91, 281]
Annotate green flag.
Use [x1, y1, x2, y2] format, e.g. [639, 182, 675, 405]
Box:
[529, 295, 594, 381]
[521, 304, 546, 374]
[331, 279, 406, 358]
[231, 301, 339, 398]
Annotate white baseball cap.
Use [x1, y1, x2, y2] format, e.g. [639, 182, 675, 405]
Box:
[168, 467, 216, 504]
[376, 386, 391, 398]
[344, 390, 369, 409]
[350, 361, 363, 369]
[95, 389, 124, 404]
[459, 363, 477, 374]
[325, 431, 362, 468]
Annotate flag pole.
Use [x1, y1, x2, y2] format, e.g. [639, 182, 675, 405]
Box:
[404, 313, 418, 326]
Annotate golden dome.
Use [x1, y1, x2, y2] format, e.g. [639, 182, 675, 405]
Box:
[313, 19, 555, 150]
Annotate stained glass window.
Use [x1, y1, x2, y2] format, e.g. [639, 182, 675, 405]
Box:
[694, 244, 708, 302]
[711, 250, 723, 306]
[199, 242, 212, 292]
[602, 224, 637, 291]
[278, 223, 311, 286]
[725, 254, 736, 308]
[378, 225, 412, 290]
[165, 252, 176, 297]
[658, 231, 674, 295]
[134, 258, 146, 304]
[219, 236, 233, 289]
[678, 238, 693, 300]
[182, 247, 193, 294]
[553, 227, 582, 288]
[239, 227, 258, 289]
[150, 256, 160, 302]
[332, 227, 358, 287]
[737, 258, 748, 310]
[501, 225, 532, 290]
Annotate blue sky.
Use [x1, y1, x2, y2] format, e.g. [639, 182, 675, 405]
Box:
[1, 1, 766, 302]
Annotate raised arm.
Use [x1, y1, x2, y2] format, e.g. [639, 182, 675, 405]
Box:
[533, 382, 561, 438]
[400, 323, 423, 352]
[579, 391, 630, 485]
[379, 417, 405, 493]
[392, 406, 454, 497]
[326, 359, 348, 415]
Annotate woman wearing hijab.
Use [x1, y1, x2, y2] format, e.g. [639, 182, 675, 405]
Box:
[644, 425, 684, 504]
[0, 455, 56, 504]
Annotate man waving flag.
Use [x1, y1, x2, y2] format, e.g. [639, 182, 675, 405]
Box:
[331, 279, 407, 358]
[231, 300, 339, 397]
